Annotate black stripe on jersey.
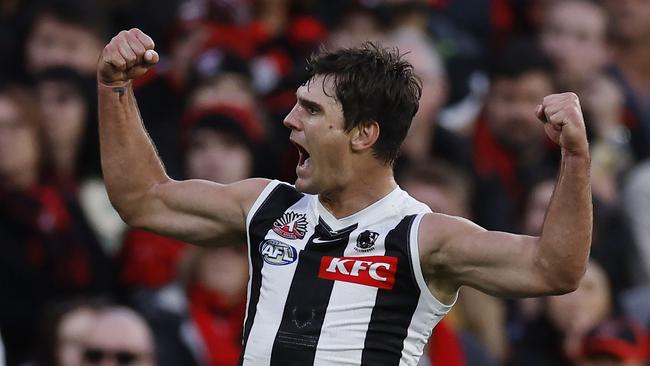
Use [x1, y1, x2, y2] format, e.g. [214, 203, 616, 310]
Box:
[240, 183, 304, 364]
[361, 214, 419, 366]
[269, 218, 358, 366]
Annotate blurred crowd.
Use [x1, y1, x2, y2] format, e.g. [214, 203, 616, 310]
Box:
[1, 0, 650, 365]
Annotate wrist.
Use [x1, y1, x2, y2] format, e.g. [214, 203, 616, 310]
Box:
[98, 79, 132, 88]
[562, 147, 591, 161]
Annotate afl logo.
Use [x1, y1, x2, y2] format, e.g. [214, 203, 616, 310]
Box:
[272, 211, 308, 240]
[260, 239, 298, 265]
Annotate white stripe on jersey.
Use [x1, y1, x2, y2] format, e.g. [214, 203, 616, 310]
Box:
[243, 185, 312, 365]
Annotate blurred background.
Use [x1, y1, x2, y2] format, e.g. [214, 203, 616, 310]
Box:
[1, 0, 649, 365]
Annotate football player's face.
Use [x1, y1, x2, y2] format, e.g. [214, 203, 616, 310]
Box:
[283, 76, 351, 194]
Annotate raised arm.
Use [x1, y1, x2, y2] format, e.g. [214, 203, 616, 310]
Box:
[98, 29, 268, 246]
[421, 93, 592, 299]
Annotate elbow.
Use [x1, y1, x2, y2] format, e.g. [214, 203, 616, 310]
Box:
[537, 257, 588, 296]
[548, 275, 582, 295]
[547, 266, 586, 295]
[108, 198, 144, 228]
[106, 184, 160, 228]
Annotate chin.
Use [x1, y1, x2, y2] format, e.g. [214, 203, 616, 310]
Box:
[294, 178, 320, 194]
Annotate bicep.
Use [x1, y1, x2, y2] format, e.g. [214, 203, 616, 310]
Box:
[422, 214, 555, 298]
[129, 178, 270, 246]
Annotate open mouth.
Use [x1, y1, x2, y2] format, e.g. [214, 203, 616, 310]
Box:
[293, 141, 311, 168]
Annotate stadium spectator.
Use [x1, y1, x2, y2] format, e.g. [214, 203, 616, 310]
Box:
[80, 307, 155, 366]
[24, 0, 106, 76]
[139, 246, 248, 366]
[620, 160, 650, 329]
[326, 2, 384, 51]
[605, 0, 650, 162]
[0, 85, 114, 365]
[383, 0, 450, 165]
[34, 67, 126, 252]
[509, 261, 612, 366]
[30, 297, 108, 366]
[623, 160, 650, 283]
[470, 40, 557, 232]
[577, 318, 650, 366]
[540, 0, 632, 205]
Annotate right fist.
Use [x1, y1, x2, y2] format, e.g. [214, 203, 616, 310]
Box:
[98, 28, 159, 85]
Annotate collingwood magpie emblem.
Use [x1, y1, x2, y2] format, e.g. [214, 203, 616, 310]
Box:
[272, 211, 308, 240]
[355, 230, 379, 252]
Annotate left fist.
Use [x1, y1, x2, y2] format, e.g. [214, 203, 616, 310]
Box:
[536, 93, 589, 156]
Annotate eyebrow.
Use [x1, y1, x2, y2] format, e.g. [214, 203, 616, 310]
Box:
[296, 95, 323, 113]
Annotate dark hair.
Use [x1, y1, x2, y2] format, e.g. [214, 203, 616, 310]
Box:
[33, 0, 108, 40]
[33, 66, 101, 179]
[36, 297, 112, 366]
[306, 42, 422, 165]
[488, 38, 556, 81]
[397, 159, 473, 208]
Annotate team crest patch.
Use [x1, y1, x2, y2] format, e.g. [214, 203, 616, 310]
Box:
[272, 211, 308, 240]
[260, 239, 298, 265]
[355, 230, 379, 252]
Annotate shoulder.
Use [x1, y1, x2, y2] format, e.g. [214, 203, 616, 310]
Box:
[417, 212, 485, 256]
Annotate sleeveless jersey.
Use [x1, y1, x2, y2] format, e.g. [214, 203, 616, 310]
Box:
[240, 180, 456, 366]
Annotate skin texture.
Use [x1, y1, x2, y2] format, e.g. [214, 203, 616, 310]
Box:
[540, 0, 608, 90]
[98, 29, 592, 301]
[26, 16, 103, 74]
[57, 308, 97, 366]
[485, 72, 553, 159]
[81, 308, 154, 366]
[0, 93, 40, 189]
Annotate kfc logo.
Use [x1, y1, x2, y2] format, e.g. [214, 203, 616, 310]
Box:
[318, 256, 398, 289]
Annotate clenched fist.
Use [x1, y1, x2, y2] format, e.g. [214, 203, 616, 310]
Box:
[536, 93, 589, 156]
[98, 28, 159, 85]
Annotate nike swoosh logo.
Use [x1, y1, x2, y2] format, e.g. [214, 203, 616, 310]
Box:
[312, 237, 342, 244]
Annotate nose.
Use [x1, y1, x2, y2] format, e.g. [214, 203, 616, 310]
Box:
[282, 105, 302, 131]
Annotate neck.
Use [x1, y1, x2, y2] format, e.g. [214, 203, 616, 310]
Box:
[318, 164, 397, 219]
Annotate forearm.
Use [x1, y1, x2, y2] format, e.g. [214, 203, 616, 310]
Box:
[98, 81, 169, 220]
[537, 151, 593, 288]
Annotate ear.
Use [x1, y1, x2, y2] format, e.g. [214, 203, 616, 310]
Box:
[350, 121, 380, 153]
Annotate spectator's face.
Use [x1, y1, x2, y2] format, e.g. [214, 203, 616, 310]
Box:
[81, 313, 153, 366]
[0, 96, 39, 180]
[57, 308, 97, 366]
[547, 263, 611, 336]
[541, 1, 608, 88]
[486, 72, 553, 154]
[26, 16, 103, 74]
[37, 80, 86, 151]
[186, 129, 253, 183]
[402, 180, 468, 218]
[195, 247, 248, 301]
[189, 74, 256, 111]
[606, 0, 650, 43]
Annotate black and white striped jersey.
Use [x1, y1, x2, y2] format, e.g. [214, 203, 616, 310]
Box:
[240, 180, 456, 366]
